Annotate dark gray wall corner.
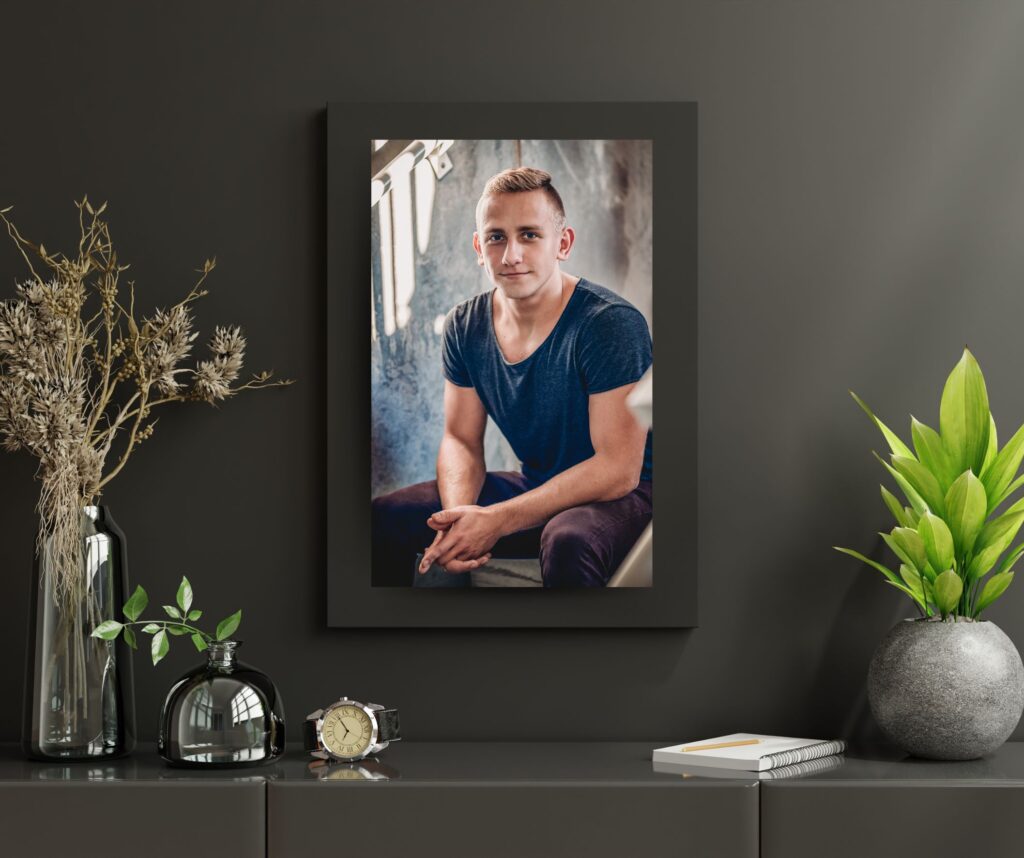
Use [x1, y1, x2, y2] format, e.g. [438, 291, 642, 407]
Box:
[3, 1, 1024, 742]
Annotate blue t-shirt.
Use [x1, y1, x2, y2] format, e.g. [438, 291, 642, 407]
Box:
[441, 278, 653, 487]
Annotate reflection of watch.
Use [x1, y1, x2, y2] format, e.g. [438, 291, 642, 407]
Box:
[303, 698, 401, 762]
[306, 757, 400, 781]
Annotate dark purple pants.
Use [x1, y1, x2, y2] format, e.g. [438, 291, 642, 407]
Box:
[371, 471, 652, 588]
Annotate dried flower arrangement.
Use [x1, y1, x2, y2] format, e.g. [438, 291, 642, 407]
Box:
[0, 199, 291, 608]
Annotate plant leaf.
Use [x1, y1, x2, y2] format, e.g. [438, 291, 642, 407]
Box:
[912, 418, 955, 492]
[191, 633, 208, 652]
[176, 577, 193, 614]
[151, 629, 169, 666]
[882, 527, 929, 574]
[939, 348, 990, 478]
[91, 620, 123, 640]
[993, 473, 1024, 513]
[141, 623, 161, 634]
[898, 564, 928, 610]
[881, 486, 910, 528]
[166, 624, 190, 636]
[982, 413, 999, 476]
[982, 421, 1024, 514]
[994, 543, 1024, 578]
[917, 512, 954, 579]
[124, 627, 138, 650]
[932, 569, 963, 617]
[187, 609, 203, 621]
[975, 571, 1015, 616]
[122, 586, 148, 622]
[851, 392, 916, 459]
[892, 455, 946, 516]
[163, 605, 182, 620]
[215, 610, 242, 641]
[967, 510, 1024, 581]
[944, 470, 988, 557]
[875, 454, 929, 515]
[835, 547, 902, 586]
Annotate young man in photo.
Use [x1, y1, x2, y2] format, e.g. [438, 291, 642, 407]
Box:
[371, 167, 652, 587]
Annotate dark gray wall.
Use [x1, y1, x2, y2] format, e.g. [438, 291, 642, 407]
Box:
[3, 1, 1024, 743]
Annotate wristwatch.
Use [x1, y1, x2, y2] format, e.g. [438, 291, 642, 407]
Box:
[304, 697, 401, 762]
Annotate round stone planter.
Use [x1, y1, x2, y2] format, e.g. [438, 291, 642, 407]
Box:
[868, 617, 1024, 760]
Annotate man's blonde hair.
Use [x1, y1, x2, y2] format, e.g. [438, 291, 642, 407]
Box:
[477, 167, 566, 231]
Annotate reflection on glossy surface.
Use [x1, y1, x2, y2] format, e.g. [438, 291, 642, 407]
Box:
[158, 641, 284, 768]
[306, 756, 401, 781]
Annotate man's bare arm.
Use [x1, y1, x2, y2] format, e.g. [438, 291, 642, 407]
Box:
[421, 382, 647, 569]
[436, 380, 487, 508]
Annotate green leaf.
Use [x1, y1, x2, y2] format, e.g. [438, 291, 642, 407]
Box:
[898, 564, 928, 610]
[191, 633, 208, 653]
[982, 413, 999, 476]
[994, 543, 1024, 578]
[993, 473, 1024, 513]
[932, 569, 963, 617]
[91, 620, 123, 640]
[975, 571, 1015, 616]
[882, 527, 929, 574]
[912, 418, 955, 492]
[166, 624, 190, 636]
[123, 627, 138, 650]
[141, 623, 161, 634]
[835, 547, 903, 586]
[944, 470, 988, 557]
[151, 629, 169, 666]
[967, 510, 1024, 581]
[939, 348, 990, 478]
[904, 505, 921, 528]
[851, 392, 916, 459]
[176, 577, 193, 614]
[875, 454, 929, 515]
[122, 586, 148, 622]
[215, 609, 242, 641]
[187, 609, 203, 621]
[162, 605, 182, 620]
[918, 513, 953, 579]
[881, 486, 910, 528]
[892, 455, 946, 516]
[982, 421, 1024, 514]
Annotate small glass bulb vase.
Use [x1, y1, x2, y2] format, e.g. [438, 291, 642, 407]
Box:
[868, 617, 1024, 760]
[22, 505, 136, 761]
[158, 640, 285, 768]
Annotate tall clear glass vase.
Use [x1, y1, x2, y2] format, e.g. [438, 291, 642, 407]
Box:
[22, 505, 136, 760]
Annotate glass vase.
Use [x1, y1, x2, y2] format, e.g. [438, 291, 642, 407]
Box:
[158, 640, 285, 768]
[22, 505, 136, 760]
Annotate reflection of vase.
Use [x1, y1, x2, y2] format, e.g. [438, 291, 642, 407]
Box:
[158, 641, 285, 768]
[22, 506, 136, 760]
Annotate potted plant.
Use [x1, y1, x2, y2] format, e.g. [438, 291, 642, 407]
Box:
[836, 348, 1024, 759]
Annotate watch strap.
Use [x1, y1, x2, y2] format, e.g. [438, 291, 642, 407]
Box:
[375, 707, 401, 743]
[303, 717, 321, 752]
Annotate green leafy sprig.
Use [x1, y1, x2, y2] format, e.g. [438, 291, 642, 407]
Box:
[835, 349, 1023, 621]
[92, 576, 242, 665]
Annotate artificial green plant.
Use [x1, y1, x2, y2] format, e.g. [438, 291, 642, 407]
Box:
[836, 349, 1024, 621]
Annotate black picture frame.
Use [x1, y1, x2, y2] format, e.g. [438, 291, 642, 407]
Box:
[327, 102, 697, 627]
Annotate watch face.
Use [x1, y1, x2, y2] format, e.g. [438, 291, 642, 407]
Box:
[321, 702, 375, 760]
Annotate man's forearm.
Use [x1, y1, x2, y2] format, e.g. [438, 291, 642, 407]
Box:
[490, 453, 640, 537]
[436, 434, 486, 509]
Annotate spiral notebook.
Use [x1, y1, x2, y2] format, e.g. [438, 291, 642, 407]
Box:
[652, 733, 847, 772]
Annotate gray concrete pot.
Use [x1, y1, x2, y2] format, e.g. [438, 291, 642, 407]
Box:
[868, 617, 1024, 760]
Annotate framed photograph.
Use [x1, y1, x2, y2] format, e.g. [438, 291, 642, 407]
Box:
[327, 102, 696, 627]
